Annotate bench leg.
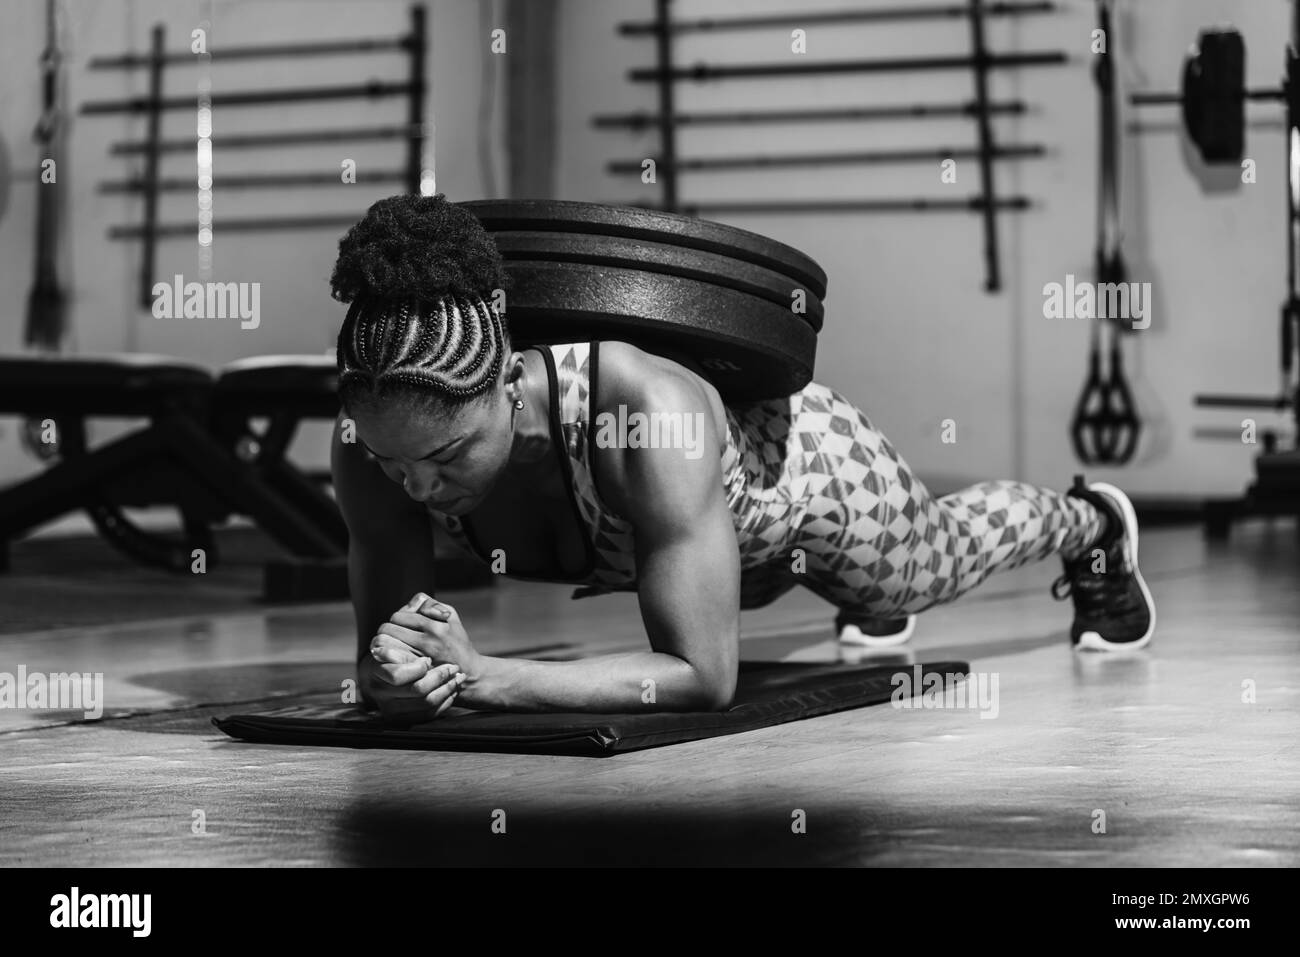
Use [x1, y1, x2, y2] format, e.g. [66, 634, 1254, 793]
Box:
[88, 502, 219, 573]
[262, 461, 349, 549]
[0, 427, 167, 543]
[160, 416, 345, 559]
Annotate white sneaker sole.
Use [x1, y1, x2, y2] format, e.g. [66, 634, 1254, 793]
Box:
[838, 614, 917, 648]
[1074, 482, 1157, 652]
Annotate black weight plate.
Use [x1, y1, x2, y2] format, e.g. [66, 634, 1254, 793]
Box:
[489, 230, 823, 332]
[500, 260, 815, 401]
[461, 199, 828, 302]
[1182, 29, 1245, 164]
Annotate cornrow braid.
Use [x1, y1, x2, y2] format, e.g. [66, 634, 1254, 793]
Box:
[336, 292, 510, 406]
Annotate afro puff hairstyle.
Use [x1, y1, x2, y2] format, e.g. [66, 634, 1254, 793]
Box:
[329, 193, 511, 305]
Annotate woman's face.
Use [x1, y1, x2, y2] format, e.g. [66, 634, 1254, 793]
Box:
[350, 386, 516, 515]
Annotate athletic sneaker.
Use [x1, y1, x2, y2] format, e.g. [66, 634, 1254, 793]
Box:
[836, 612, 917, 648]
[1051, 475, 1156, 651]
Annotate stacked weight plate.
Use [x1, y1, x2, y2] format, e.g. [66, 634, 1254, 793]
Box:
[460, 199, 827, 401]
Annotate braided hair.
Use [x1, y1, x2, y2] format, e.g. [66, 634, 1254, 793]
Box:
[331, 193, 512, 411]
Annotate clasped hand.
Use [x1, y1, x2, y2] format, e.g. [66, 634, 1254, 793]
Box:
[361, 592, 483, 720]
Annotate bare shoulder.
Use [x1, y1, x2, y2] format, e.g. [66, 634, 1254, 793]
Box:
[596, 340, 724, 423]
[591, 341, 728, 519]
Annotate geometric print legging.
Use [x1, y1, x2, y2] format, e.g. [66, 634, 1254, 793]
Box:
[729, 384, 1104, 620]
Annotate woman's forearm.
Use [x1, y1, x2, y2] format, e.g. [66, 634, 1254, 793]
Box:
[460, 651, 731, 713]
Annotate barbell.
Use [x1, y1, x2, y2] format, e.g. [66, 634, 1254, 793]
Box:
[1132, 27, 1286, 165]
[1181, 29, 1247, 163]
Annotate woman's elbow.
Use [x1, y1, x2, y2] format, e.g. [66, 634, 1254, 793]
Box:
[684, 668, 736, 711]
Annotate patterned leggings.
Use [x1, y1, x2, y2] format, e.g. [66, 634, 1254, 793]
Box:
[732, 386, 1104, 619]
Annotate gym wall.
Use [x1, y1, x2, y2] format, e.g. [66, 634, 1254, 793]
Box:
[0, 0, 1282, 506]
[556, 0, 1284, 498]
[0, 0, 507, 492]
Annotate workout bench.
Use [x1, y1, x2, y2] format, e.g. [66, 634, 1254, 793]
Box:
[0, 353, 343, 578]
[0, 352, 494, 598]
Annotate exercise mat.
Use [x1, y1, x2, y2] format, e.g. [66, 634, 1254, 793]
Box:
[214, 659, 971, 756]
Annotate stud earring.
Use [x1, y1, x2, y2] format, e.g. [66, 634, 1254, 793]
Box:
[513, 399, 524, 411]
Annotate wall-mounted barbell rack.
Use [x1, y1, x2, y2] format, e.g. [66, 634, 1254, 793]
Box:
[596, 0, 1067, 291]
[78, 4, 427, 308]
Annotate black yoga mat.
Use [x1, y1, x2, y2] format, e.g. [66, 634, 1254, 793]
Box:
[214, 659, 971, 756]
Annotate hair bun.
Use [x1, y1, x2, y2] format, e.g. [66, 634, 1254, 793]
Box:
[330, 193, 510, 305]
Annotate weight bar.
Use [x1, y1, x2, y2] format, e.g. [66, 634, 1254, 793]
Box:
[606, 143, 1044, 174]
[487, 230, 823, 332]
[1131, 28, 1281, 165]
[98, 171, 407, 192]
[1194, 394, 1290, 410]
[499, 261, 816, 401]
[629, 51, 1066, 83]
[461, 199, 828, 301]
[618, 1, 1055, 34]
[108, 215, 362, 239]
[109, 125, 420, 155]
[592, 100, 1027, 130]
[88, 36, 410, 70]
[80, 80, 419, 115]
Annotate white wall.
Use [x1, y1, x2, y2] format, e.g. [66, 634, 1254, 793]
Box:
[556, 0, 1287, 497]
[0, 0, 507, 492]
[0, 0, 1286, 525]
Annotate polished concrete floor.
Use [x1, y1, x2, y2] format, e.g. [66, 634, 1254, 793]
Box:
[1, 521, 1297, 866]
